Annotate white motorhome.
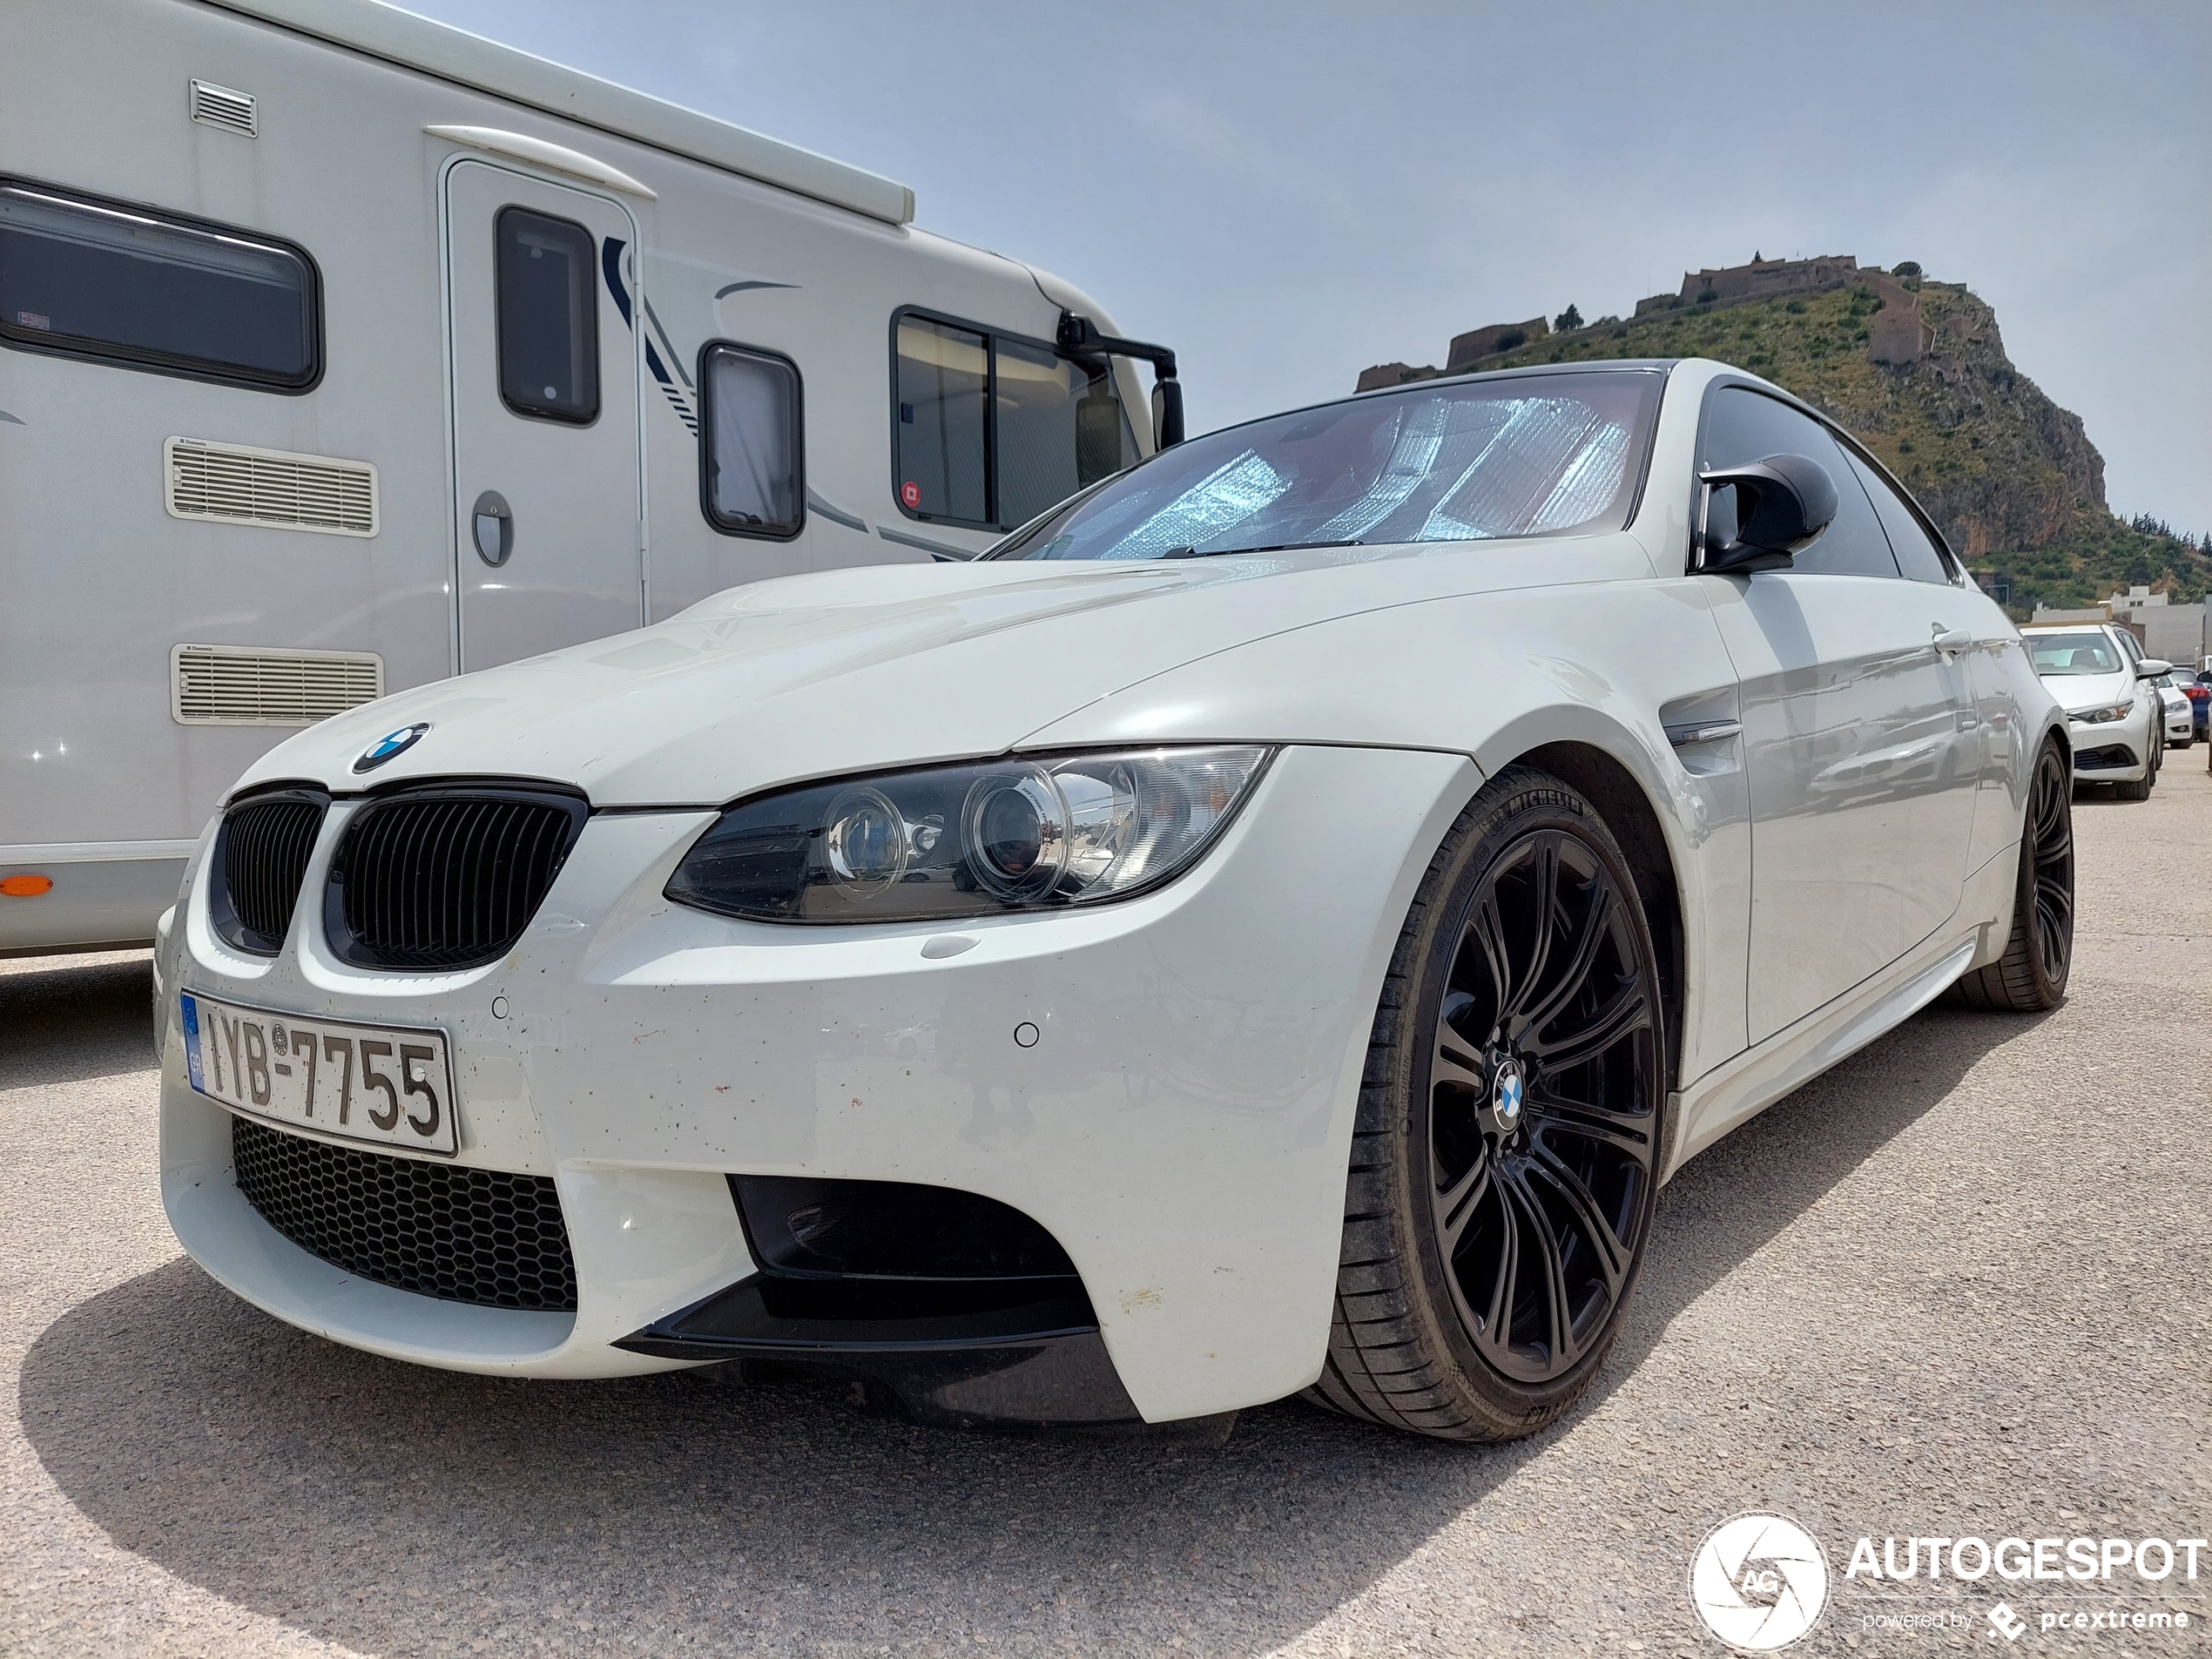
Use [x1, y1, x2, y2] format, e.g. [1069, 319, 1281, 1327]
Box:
[0, 0, 1178, 956]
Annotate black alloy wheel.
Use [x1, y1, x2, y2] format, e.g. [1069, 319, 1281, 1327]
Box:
[1951, 737, 2074, 1011]
[1308, 765, 1669, 1440]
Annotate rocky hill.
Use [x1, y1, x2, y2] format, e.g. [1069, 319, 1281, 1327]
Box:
[1358, 262, 2209, 613]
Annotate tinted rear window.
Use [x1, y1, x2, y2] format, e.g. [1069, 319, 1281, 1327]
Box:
[992, 370, 1662, 561]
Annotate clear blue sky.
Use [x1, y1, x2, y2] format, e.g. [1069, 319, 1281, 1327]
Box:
[408, 0, 2212, 533]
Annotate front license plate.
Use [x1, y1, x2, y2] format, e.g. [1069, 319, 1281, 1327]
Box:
[181, 992, 459, 1156]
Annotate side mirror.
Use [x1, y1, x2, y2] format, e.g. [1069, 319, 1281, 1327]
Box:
[2135, 658, 2173, 679]
[1697, 452, 1839, 576]
[1151, 378, 1185, 450]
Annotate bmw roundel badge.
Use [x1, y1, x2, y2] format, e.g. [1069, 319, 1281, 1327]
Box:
[353, 722, 431, 773]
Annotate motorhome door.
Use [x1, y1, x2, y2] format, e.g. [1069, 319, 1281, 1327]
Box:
[445, 160, 643, 671]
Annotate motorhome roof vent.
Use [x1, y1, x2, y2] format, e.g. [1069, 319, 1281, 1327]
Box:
[165, 438, 378, 537]
[172, 644, 384, 727]
[190, 79, 258, 138]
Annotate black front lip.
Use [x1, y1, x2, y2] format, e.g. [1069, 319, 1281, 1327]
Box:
[614, 1275, 1142, 1428]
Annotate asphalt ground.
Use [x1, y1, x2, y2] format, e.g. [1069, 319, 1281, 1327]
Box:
[3, 766, 2206, 1658]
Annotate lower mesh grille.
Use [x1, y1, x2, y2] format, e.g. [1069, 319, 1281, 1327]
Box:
[231, 1116, 577, 1312]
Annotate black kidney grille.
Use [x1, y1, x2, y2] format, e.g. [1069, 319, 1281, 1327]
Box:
[219, 796, 326, 953]
[334, 792, 582, 969]
[231, 1116, 577, 1312]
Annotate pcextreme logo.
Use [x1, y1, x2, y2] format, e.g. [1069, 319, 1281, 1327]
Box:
[1689, 1513, 1831, 1651]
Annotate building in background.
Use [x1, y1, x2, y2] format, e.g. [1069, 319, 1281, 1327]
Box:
[2031, 586, 2208, 665]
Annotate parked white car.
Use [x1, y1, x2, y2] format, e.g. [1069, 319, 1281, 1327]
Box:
[156, 358, 2074, 1443]
[2154, 673, 2195, 748]
[2020, 624, 2170, 799]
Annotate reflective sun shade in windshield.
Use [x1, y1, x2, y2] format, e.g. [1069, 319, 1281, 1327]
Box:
[993, 370, 1662, 561]
[2027, 633, 2122, 676]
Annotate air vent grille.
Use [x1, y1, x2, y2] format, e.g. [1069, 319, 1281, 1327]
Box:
[165, 437, 378, 537]
[172, 643, 384, 727]
[190, 80, 258, 137]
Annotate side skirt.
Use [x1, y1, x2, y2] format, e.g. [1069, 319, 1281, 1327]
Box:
[1665, 933, 1977, 1180]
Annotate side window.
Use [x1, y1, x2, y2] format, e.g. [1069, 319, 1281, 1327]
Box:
[895, 315, 989, 523]
[1844, 449, 1953, 584]
[496, 206, 598, 424]
[995, 339, 1139, 528]
[894, 310, 1141, 530]
[1696, 387, 1898, 577]
[700, 343, 802, 538]
[0, 177, 320, 391]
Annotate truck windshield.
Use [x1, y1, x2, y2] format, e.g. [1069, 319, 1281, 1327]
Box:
[989, 369, 1662, 561]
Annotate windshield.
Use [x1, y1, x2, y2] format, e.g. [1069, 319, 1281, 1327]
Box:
[988, 370, 1662, 561]
[2027, 632, 2121, 676]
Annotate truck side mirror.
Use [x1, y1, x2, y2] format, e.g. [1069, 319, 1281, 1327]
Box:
[1151, 379, 1185, 450]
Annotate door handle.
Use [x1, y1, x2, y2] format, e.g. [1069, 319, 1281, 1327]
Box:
[1932, 625, 1972, 655]
[471, 490, 513, 567]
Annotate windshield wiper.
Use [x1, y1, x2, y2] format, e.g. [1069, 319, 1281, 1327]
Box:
[1161, 539, 1363, 559]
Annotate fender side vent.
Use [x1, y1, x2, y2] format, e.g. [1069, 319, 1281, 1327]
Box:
[190, 80, 258, 138]
[165, 437, 378, 536]
[172, 643, 384, 726]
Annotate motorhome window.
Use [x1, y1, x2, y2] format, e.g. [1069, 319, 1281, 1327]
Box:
[0, 181, 319, 390]
[895, 316, 989, 523]
[496, 207, 598, 424]
[894, 312, 1145, 530]
[990, 370, 1662, 560]
[701, 343, 803, 538]
[995, 339, 1140, 529]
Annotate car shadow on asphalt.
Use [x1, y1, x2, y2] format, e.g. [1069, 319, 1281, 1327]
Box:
[0, 955, 154, 1091]
[16, 1001, 2047, 1656]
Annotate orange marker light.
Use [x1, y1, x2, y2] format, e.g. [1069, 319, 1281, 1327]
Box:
[0, 873, 54, 897]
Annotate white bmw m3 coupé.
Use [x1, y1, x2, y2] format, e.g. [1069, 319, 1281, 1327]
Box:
[156, 358, 2074, 1442]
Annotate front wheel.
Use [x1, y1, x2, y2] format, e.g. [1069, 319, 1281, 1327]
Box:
[1950, 738, 2074, 1011]
[1305, 765, 1669, 1441]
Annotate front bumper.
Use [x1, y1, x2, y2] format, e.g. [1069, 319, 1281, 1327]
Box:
[2065, 715, 2147, 779]
[158, 744, 1476, 1422]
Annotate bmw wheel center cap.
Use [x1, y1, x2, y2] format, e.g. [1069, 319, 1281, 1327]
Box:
[1492, 1055, 1525, 1129]
[353, 722, 430, 773]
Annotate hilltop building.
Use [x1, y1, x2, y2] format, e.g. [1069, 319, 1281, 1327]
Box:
[1634, 254, 1860, 314]
[1357, 253, 1931, 393]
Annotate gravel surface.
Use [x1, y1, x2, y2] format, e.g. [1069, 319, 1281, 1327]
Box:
[3, 771, 2207, 1657]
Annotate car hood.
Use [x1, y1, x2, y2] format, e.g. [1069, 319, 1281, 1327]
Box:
[235, 535, 1657, 806]
[2037, 671, 2134, 714]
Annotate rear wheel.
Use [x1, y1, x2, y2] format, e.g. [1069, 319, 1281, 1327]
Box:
[1951, 738, 2074, 1011]
[1305, 766, 1668, 1441]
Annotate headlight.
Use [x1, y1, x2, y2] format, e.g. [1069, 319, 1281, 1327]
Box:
[2072, 702, 2131, 725]
[665, 745, 1273, 924]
